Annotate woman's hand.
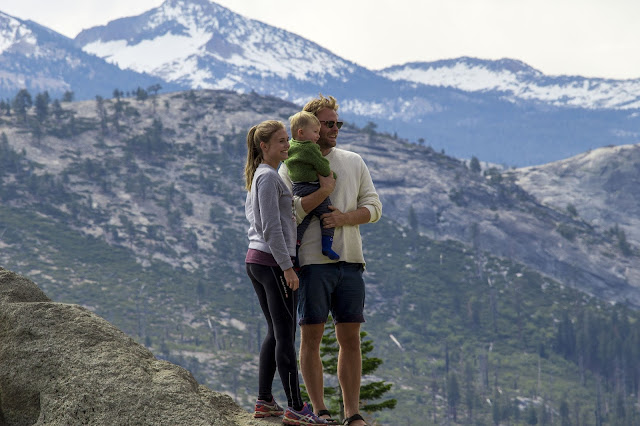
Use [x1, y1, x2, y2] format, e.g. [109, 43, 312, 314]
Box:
[283, 268, 299, 292]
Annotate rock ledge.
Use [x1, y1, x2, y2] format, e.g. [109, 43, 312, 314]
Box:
[0, 267, 268, 426]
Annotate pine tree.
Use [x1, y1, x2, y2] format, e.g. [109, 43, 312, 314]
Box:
[360, 332, 397, 414]
[559, 398, 570, 426]
[408, 205, 418, 232]
[469, 155, 482, 174]
[447, 372, 460, 422]
[525, 404, 538, 425]
[301, 318, 396, 422]
[12, 89, 32, 123]
[62, 90, 74, 102]
[34, 91, 50, 123]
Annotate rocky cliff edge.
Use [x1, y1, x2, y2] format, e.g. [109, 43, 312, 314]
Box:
[0, 267, 276, 426]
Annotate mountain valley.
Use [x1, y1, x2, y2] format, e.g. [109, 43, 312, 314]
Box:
[1, 88, 639, 423]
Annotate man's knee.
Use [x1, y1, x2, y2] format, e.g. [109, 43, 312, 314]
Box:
[335, 323, 361, 351]
[301, 323, 325, 348]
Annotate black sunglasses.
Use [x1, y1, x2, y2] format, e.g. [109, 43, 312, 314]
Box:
[320, 120, 343, 129]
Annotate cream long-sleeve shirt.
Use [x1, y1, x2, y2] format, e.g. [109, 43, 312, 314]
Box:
[279, 147, 382, 266]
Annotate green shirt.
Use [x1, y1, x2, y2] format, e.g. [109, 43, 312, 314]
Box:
[284, 139, 335, 182]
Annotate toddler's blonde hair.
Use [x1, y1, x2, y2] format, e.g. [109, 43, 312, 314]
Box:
[289, 111, 320, 138]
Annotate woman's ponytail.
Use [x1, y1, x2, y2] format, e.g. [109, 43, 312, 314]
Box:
[244, 120, 285, 190]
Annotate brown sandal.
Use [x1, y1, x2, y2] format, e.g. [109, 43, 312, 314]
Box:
[343, 413, 369, 425]
[317, 409, 340, 425]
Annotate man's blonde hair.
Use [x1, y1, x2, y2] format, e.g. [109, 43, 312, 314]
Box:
[303, 94, 339, 116]
[289, 111, 320, 137]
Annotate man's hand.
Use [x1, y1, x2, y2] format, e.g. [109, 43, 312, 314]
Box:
[317, 172, 336, 198]
[301, 172, 336, 214]
[321, 205, 347, 229]
[321, 206, 372, 228]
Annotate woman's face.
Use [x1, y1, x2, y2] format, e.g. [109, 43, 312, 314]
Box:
[261, 128, 290, 166]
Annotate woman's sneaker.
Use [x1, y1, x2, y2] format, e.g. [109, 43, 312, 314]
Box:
[254, 397, 284, 418]
[283, 403, 329, 425]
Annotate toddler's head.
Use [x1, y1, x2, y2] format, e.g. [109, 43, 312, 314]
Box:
[289, 111, 320, 143]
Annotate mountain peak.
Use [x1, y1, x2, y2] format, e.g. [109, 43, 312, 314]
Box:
[379, 56, 544, 90]
[75, 0, 361, 91]
[378, 56, 640, 109]
[0, 12, 37, 56]
[0, 8, 173, 101]
[388, 56, 541, 75]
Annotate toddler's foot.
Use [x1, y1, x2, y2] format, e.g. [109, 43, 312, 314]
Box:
[322, 248, 340, 260]
[321, 235, 340, 260]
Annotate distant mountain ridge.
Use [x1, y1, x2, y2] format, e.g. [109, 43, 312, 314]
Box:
[511, 144, 640, 246]
[379, 57, 640, 109]
[2, 0, 640, 166]
[1, 88, 638, 306]
[75, 0, 364, 99]
[0, 11, 177, 101]
[1, 88, 640, 422]
[70, 0, 640, 166]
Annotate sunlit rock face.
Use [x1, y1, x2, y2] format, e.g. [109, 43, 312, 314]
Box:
[0, 267, 258, 426]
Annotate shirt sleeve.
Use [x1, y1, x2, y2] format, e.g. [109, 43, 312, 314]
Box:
[255, 173, 293, 269]
[278, 163, 306, 225]
[357, 158, 382, 223]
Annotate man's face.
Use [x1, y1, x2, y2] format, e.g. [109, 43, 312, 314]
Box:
[316, 108, 339, 151]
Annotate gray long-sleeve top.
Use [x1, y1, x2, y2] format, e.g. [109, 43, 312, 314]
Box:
[245, 164, 296, 270]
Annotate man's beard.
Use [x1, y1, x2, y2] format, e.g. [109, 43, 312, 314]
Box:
[317, 137, 335, 151]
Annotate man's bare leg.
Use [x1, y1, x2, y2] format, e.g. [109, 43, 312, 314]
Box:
[336, 322, 365, 426]
[300, 323, 330, 417]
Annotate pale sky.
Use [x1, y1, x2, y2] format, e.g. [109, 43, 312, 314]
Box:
[2, 0, 640, 79]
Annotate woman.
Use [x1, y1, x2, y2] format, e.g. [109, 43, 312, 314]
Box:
[244, 120, 328, 425]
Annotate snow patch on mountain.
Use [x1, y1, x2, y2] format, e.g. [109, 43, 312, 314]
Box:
[77, 0, 358, 89]
[380, 59, 640, 109]
[83, 28, 210, 74]
[383, 61, 530, 92]
[341, 96, 442, 122]
[0, 13, 38, 55]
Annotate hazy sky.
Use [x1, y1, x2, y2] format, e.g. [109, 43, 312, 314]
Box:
[2, 0, 639, 79]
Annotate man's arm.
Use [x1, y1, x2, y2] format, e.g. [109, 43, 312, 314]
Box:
[321, 205, 370, 228]
[300, 172, 335, 214]
[355, 158, 382, 223]
[278, 163, 336, 220]
[321, 157, 381, 228]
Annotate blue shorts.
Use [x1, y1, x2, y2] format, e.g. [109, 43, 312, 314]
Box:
[298, 262, 365, 325]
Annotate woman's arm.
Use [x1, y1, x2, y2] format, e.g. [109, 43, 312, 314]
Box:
[255, 174, 294, 270]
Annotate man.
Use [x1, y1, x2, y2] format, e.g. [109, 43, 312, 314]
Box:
[279, 95, 382, 426]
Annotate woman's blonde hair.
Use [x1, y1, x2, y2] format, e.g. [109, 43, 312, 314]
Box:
[303, 93, 339, 116]
[244, 120, 285, 190]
